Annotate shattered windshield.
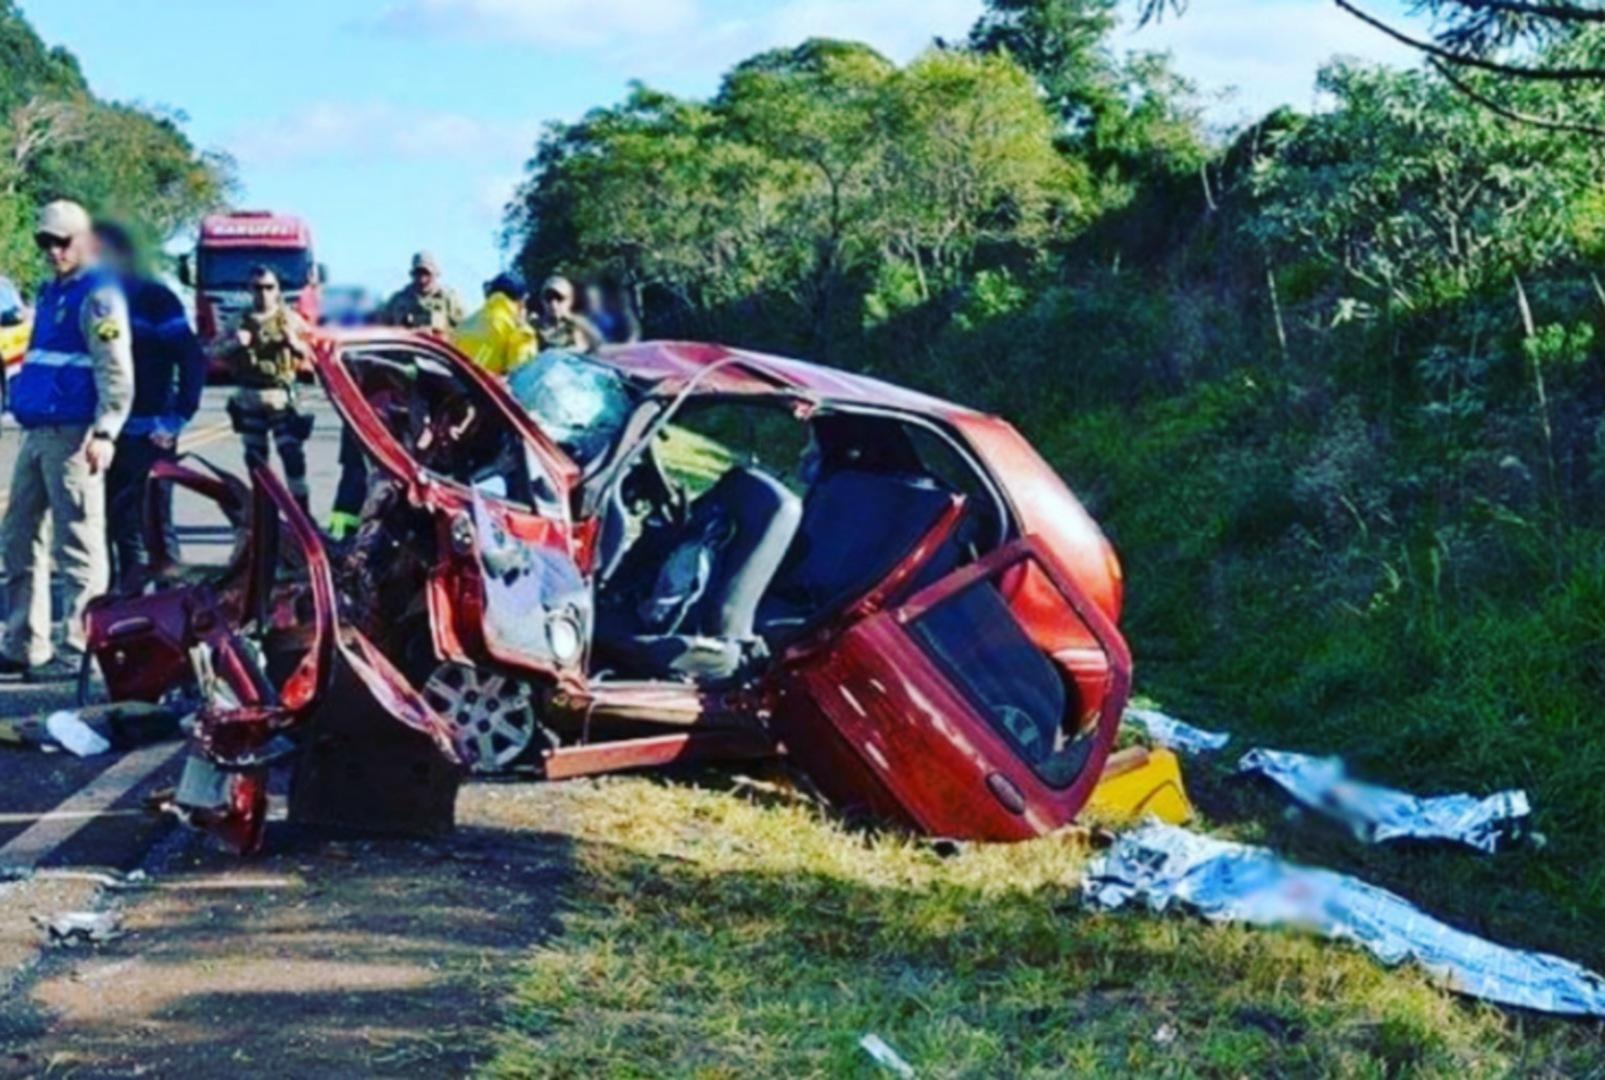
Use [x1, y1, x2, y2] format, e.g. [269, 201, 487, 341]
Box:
[507, 350, 633, 467]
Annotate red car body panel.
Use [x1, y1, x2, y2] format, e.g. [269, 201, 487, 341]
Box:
[87, 332, 1132, 851]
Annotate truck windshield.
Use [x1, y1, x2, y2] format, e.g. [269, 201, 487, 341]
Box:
[200, 249, 313, 291]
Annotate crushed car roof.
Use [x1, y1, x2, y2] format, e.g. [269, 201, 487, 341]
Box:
[593, 340, 984, 418]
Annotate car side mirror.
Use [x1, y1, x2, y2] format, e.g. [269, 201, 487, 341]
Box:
[177, 255, 193, 288]
[314, 263, 329, 286]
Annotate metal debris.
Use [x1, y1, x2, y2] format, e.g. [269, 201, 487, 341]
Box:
[1122, 706, 1231, 754]
[35, 911, 124, 947]
[859, 1034, 916, 1078]
[1084, 822, 1605, 1017]
[44, 710, 111, 758]
[1238, 748, 1530, 853]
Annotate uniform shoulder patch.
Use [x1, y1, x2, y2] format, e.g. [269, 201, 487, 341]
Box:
[94, 318, 122, 342]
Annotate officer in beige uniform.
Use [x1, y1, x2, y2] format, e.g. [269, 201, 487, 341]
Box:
[0, 200, 134, 681]
[534, 275, 603, 354]
[227, 266, 313, 511]
[331, 252, 465, 541]
[380, 251, 465, 333]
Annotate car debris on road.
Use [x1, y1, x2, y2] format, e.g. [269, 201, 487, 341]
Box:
[33, 910, 124, 947]
[82, 334, 1133, 853]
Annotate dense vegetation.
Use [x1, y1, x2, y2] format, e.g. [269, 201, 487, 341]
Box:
[0, 0, 229, 288]
[507, 0, 1605, 1052]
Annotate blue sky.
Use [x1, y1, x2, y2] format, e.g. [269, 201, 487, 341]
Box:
[21, 0, 1420, 297]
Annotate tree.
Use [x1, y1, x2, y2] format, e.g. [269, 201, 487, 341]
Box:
[1138, 0, 1605, 132]
[508, 38, 1083, 360]
[1247, 60, 1605, 316]
[0, 0, 229, 285]
[969, 0, 1207, 185]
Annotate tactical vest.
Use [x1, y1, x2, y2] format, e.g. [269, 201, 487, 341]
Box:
[10, 267, 115, 428]
[234, 310, 302, 389]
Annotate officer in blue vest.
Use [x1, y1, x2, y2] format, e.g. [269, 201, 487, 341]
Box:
[0, 200, 134, 682]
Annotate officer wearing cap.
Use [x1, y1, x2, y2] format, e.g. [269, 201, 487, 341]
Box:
[227, 266, 314, 512]
[534, 275, 603, 355]
[380, 252, 465, 333]
[331, 251, 467, 541]
[0, 200, 134, 682]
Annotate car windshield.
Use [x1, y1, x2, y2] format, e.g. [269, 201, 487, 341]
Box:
[200, 248, 313, 292]
[507, 350, 633, 466]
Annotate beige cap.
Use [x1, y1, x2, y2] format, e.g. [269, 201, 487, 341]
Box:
[36, 200, 92, 241]
[411, 251, 440, 274]
[541, 275, 574, 300]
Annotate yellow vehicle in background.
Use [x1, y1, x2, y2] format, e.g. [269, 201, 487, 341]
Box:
[1, 274, 30, 408]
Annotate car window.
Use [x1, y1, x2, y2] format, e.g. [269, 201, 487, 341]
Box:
[906, 576, 1091, 790]
[342, 346, 562, 516]
[657, 400, 811, 497]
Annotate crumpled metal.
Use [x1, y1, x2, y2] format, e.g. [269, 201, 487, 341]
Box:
[1122, 706, 1231, 754]
[1083, 822, 1605, 1017]
[1238, 748, 1530, 853]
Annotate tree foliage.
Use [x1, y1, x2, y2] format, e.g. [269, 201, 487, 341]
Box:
[0, 0, 230, 289]
[508, 37, 1090, 359]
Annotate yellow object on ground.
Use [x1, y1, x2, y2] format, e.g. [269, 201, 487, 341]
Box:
[1086, 746, 1194, 825]
[454, 293, 537, 377]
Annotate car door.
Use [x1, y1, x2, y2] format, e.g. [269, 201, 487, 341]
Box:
[313, 332, 591, 683]
[773, 536, 1132, 841]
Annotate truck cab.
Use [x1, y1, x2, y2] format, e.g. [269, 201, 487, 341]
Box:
[183, 211, 323, 377]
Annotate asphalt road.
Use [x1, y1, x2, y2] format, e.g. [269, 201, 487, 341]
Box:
[0, 385, 346, 872]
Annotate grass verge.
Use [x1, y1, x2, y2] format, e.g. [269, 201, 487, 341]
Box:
[488, 772, 1602, 1077]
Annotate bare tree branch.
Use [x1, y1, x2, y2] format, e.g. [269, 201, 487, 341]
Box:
[1334, 0, 1605, 79]
[1448, 0, 1605, 23]
[1430, 58, 1605, 134]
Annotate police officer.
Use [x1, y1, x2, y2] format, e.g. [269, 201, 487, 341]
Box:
[227, 266, 313, 511]
[380, 251, 464, 333]
[95, 221, 205, 592]
[330, 252, 466, 541]
[534, 275, 603, 354]
[0, 200, 134, 682]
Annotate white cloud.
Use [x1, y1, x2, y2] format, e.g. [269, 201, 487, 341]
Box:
[230, 102, 543, 166]
[371, 0, 701, 47]
[1122, 0, 1427, 127]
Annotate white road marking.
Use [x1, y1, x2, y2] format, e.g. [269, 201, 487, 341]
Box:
[0, 741, 184, 871]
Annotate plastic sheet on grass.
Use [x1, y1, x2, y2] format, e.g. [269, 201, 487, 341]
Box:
[1122, 706, 1231, 754]
[1083, 822, 1605, 1017]
[1238, 747, 1530, 853]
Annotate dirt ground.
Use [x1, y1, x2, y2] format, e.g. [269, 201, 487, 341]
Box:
[0, 782, 582, 1079]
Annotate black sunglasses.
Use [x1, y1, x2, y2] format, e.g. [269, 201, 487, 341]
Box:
[251, 282, 279, 293]
[543, 291, 567, 302]
[34, 233, 70, 252]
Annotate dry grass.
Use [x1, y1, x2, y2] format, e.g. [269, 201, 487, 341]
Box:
[488, 770, 1602, 1078]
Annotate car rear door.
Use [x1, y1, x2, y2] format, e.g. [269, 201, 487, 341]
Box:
[313, 332, 591, 683]
[774, 537, 1132, 840]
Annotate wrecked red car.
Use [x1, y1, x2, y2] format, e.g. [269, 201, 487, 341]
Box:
[85, 332, 1131, 852]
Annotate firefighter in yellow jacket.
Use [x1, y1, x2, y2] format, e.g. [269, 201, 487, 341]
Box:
[455, 272, 536, 377]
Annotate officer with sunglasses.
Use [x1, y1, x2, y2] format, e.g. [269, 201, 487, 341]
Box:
[225, 265, 313, 512]
[0, 200, 134, 682]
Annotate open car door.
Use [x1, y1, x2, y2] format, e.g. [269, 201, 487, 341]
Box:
[313, 331, 591, 683]
[774, 536, 1132, 841]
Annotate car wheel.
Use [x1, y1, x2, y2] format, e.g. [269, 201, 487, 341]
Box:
[421, 662, 542, 774]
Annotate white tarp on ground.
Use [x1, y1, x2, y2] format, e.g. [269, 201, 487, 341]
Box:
[1238, 748, 1530, 853]
[1121, 706, 1231, 754]
[1084, 821, 1605, 1017]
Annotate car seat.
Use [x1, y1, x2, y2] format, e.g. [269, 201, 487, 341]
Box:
[594, 466, 802, 681]
[757, 469, 963, 644]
